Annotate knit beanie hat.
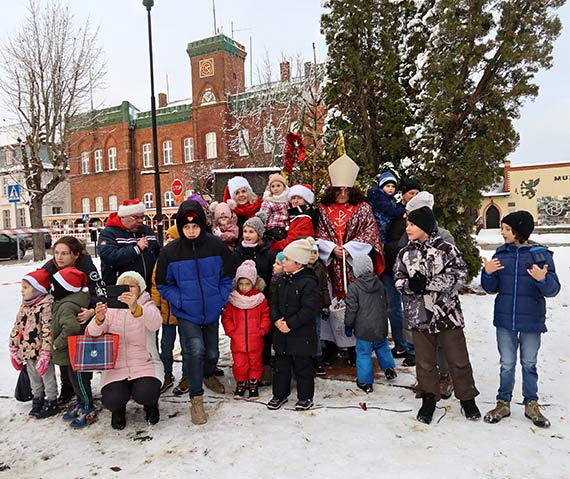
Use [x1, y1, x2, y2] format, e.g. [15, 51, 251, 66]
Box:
[52, 267, 87, 300]
[235, 260, 258, 285]
[407, 206, 436, 235]
[501, 211, 535, 242]
[268, 173, 287, 189]
[117, 271, 146, 295]
[352, 254, 373, 278]
[276, 251, 285, 262]
[406, 191, 435, 213]
[186, 193, 208, 210]
[283, 237, 316, 265]
[210, 199, 236, 220]
[243, 212, 266, 239]
[166, 224, 180, 239]
[378, 171, 398, 188]
[228, 176, 252, 198]
[22, 268, 51, 295]
[118, 198, 146, 217]
[401, 178, 422, 194]
[288, 183, 315, 204]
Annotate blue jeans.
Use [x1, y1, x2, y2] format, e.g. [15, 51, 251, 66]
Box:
[356, 338, 396, 384]
[160, 324, 178, 375]
[381, 273, 414, 354]
[177, 320, 220, 398]
[496, 327, 541, 403]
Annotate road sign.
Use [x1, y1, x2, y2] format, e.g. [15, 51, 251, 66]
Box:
[171, 178, 183, 196]
[82, 213, 90, 222]
[8, 184, 20, 203]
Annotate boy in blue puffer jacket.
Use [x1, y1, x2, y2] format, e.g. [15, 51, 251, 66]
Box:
[481, 211, 560, 428]
[367, 171, 406, 244]
[155, 200, 234, 425]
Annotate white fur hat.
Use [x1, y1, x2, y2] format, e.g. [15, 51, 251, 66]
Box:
[406, 191, 435, 213]
[118, 199, 146, 217]
[227, 176, 252, 198]
[288, 183, 315, 204]
[117, 271, 146, 295]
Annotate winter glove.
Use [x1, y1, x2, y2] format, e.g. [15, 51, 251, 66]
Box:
[344, 326, 353, 338]
[9, 347, 24, 371]
[409, 272, 427, 294]
[36, 350, 51, 377]
[321, 308, 330, 321]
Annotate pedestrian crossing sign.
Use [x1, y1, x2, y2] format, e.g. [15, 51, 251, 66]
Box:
[8, 184, 21, 203]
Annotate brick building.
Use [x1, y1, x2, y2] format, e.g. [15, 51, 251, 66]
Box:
[50, 33, 316, 234]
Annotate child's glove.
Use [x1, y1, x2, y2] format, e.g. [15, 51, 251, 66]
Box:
[9, 347, 24, 371]
[321, 308, 329, 321]
[344, 326, 353, 337]
[409, 272, 427, 294]
[36, 350, 51, 377]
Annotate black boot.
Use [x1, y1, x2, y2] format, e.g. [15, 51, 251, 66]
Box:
[111, 407, 126, 430]
[417, 394, 437, 424]
[29, 397, 44, 418]
[461, 399, 481, 421]
[36, 400, 59, 419]
[144, 403, 160, 425]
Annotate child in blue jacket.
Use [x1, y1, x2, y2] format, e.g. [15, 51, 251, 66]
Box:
[367, 171, 406, 244]
[481, 211, 560, 428]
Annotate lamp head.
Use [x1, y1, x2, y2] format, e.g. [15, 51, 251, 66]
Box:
[142, 0, 154, 10]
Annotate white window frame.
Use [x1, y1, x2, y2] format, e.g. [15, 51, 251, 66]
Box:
[108, 147, 117, 170]
[94, 149, 103, 173]
[206, 132, 217, 159]
[183, 137, 194, 163]
[143, 192, 153, 209]
[142, 143, 152, 168]
[238, 129, 249, 157]
[163, 140, 173, 165]
[108, 195, 118, 212]
[81, 152, 90, 174]
[82, 198, 90, 213]
[95, 196, 104, 212]
[164, 191, 175, 207]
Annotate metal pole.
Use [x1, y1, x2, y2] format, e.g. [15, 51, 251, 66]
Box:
[144, 1, 164, 246]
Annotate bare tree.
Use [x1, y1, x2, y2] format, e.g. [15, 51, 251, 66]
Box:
[0, 0, 105, 259]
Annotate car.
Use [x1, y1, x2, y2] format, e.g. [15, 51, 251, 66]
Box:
[0, 233, 27, 260]
[20, 231, 52, 250]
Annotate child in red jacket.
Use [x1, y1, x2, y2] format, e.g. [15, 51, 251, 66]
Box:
[222, 260, 271, 400]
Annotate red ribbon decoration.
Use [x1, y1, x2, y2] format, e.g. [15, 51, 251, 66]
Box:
[283, 132, 307, 174]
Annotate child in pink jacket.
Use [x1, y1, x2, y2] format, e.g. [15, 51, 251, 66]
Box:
[89, 271, 164, 430]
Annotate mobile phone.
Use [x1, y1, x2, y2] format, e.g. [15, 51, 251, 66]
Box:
[105, 284, 130, 309]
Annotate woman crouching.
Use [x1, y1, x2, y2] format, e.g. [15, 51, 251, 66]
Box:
[88, 271, 164, 430]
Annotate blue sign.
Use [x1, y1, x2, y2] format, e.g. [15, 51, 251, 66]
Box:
[82, 213, 90, 222]
[8, 184, 20, 203]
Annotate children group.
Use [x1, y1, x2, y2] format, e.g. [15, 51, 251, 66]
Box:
[9, 156, 561, 431]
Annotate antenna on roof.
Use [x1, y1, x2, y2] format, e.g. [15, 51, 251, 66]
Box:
[166, 74, 170, 100]
[212, 0, 217, 35]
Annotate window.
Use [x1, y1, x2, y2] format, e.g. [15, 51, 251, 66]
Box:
[163, 140, 173, 165]
[143, 192, 153, 209]
[82, 198, 90, 213]
[17, 208, 26, 228]
[108, 195, 118, 212]
[94, 149, 103, 172]
[183, 137, 194, 163]
[108, 147, 117, 170]
[52, 206, 62, 215]
[2, 178, 8, 197]
[2, 210, 10, 228]
[81, 152, 90, 174]
[206, 132, 217, 159]
[263, 125, 274, 154]
[95, 196, 104, 212]
[238, 129, 249, 157]
[142, 143, 152, 168]
[164, 191, 175, 207]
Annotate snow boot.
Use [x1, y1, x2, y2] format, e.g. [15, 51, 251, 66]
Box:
[248, 379, 259, 400]
[62, 403, 81, 422]
[233, 381, 247, 400]
[385, 368, 397, 380]
[29, 397, 44, 418]
[190, 396, 207, 425]
[295, 398, 314, 411]
[391, 347, 407, 359]
[439, 374, 453, 400]
[111, 407, 126, 430]
[402, 353, 416, 367]
[417, 394, 437, 424]
[160, 373, 174, 395]
[172, 375, 189, 395]
[36, 400, 59, 419]
[460, 399, 481, 421]
[484, 400, 511, 424]
[356, 380, 373, 393]
[144, 403, 160, 425]
[267, 396, 288, 410]
[204, 375, 225, 394]
[69, 409, 97, 429]
[525, 400, 550, 428]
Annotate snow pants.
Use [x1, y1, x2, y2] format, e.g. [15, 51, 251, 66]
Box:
[272, 353, 314, 401]
[232, 349, 264, 382]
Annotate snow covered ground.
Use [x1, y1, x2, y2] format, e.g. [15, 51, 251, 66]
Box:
[0, 245, 568, 479]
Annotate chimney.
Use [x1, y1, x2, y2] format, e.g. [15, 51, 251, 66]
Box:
[280, 61, 291, 82]
[158, 93, 167, 108]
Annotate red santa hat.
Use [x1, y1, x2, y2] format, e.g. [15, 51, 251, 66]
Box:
[22, 269, 51, 295]
[118, 199, 146, 217]
[288, 183, 314, 205]
[52, 267, 87, 293]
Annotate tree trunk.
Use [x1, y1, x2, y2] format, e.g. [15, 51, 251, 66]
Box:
[29, 197, 46, 261]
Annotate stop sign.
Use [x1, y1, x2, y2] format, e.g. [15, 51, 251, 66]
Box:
[171, 178, 183, 196]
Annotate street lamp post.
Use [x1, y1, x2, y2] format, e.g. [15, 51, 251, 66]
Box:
[143, 0, 163, 246]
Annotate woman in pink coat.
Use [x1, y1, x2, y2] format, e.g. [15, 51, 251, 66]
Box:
[89, 271, 164, 430]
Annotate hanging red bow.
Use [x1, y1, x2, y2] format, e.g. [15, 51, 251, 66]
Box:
[283, 132, 307, 174]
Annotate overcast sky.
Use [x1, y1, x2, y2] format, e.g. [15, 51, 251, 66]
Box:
[1, 0, 568, 166]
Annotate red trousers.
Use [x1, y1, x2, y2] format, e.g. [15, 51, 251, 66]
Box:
[232, 350, 264, 382]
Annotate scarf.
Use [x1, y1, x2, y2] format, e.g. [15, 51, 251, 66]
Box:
[228, 288, 265, 309]
[23, 291, 48, 307]
[234, 196, 263, 219]
[262, 187, 290, 203]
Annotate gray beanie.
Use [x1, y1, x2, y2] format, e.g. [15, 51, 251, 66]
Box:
[352, 254, 373, 278]
[406, 191, 435, 213]
[243, 212, 266, 239]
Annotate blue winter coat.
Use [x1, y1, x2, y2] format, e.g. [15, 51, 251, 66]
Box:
[367, 186, 405, 244]
[155, 201, 234, 326]
[481, 243, 560, 333]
